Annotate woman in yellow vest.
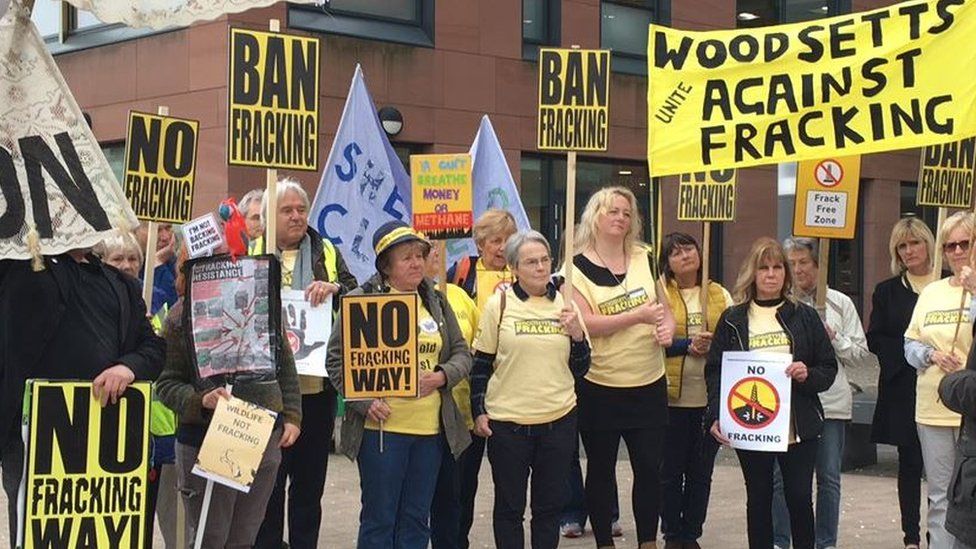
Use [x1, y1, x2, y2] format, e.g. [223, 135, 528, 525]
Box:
[658, 232, 732, 549]
[568, 186, 675, 549]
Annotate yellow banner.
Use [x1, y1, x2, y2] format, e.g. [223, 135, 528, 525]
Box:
[341, 293, 419, 400]
[123, 111, 199, 223]
[917, 137, 976, 208]
[228, 27, 320, 171]
[538, 48, 611, 151]
[24, 381, 150, 549]
[410, 153, 474, 240]
[678, 169, 737, 221]
[647, 0, 976, 176]
[792, 156, 861, 239]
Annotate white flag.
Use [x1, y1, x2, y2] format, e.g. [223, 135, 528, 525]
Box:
[445, 115, 531, 268]
[310, 65, 411, 284]
[0, 4, 137, 260]
[62, 0, 320, 29]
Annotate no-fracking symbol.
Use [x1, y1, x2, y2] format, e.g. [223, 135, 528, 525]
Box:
[814, 159, 844, 187]
[727, 376, 781, 429]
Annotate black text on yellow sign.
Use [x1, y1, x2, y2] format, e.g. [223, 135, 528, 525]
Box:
[537, 48, 611, 152]
[678, 169, 737, 221]
[341, 293, 419, 400]
[227, 27, 320, 171]
[24, 381, 150, 549]
[123, 111, 199, 223]
[917, 137, 976, 208]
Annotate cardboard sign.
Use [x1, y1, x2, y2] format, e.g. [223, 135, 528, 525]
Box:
[182, 213, 225, 258]
[917, 137, 976, 208]
[677, 169, 737, 221]
[792, 156, 861, 239]
[282, 289, 332, 377]
[341, 293, 419, 400]
[718, 352, 792, 452]
[227, 27, 320, 171]
[192, 396, 276, 493]
[410, 153, 474, 239]
[537, 48, 611, 151]
[647, 0, 976, 176]
[123, 111, 199, 223]
[21, 380, 150, 548]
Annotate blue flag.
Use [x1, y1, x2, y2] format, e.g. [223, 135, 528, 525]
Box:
[310, 65, 411, 284]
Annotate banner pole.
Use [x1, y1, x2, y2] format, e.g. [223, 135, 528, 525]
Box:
[816, 238, 830, 319]
[700, 222, 710, 324]
[437, 240, 448, 295]
[563, 151, 577, 304]
[141, 105, 170, 310]
[933, 207, 947, 280]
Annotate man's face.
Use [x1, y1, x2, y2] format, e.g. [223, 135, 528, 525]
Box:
[156, 224, 174, 250]
[277, 190, 309, 249]
[245, 201, 264, 240]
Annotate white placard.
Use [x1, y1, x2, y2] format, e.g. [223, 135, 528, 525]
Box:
[719, 351, 793, 452]
[182, 213, 225, 258]
[282, 289, 332, 377]
[804, 191, 848, 229]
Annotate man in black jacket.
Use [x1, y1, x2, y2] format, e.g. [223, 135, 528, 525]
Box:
[0, 250, 166, 541]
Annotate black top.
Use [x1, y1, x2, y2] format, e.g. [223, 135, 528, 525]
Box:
[574, 254, 628, 287]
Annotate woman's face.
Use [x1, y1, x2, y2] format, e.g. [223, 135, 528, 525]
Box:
[385, 242, 427, 291]
[943, 225, 972, 275]
[478, 232, 513, 271]
[896, 235, 929, 273]
[596, 194, 632, 239]
[514, 241, 552, 292]
[104, 248, 141, 278]
[754, 256, 786, 299]
[668, 242, 700, 279]
[424, 243, 440, 279]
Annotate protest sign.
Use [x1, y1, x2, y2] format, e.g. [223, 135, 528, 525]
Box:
[917, 137, 976, 208]
[678, 169, 737, 221]
[0, 5, 137, 260]
[123, 111, 199, 223]
[187, 255, 281, 380]
[792, 156, 861, 239]
[192, 396, 276, 493]
[182, 213, 225, 258]
[719, 352, 792, 452]
[647, 0, 976, 176]
[341, 293, 419, 400]
[410, 154, 474, 240]
[21, 380, 150, 548]
[537, 48, 611, 152]
[282, 289, 332, 377]
[228, 27, 320, 171]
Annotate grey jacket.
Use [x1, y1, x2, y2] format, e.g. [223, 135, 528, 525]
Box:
[327, 274, 472, 460]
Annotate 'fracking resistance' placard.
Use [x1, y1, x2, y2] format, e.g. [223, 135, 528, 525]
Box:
[410, 153, 474, 240]
[123, 111, 199, 223]
[917, 137, 976, 208]
[678, 169, 737, 221]
[341, 293, 419, 400]
[537, 48, 611, 152]
[647, 0, 976, 176]
[228, 27, 320, 171]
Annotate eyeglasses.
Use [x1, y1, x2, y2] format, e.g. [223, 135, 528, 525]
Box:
[521, 256, 552, 268]
[943, 240, 971, 252]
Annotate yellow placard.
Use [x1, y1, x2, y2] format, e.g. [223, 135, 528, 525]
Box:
[123, 111, 199, 223]
[227, 27, 320, 171]
[647, 0, 976, 176]
[410, 153, 474, 240]
[341, 293, 419, 400]
[193, 396, 276, 493]
[537, 48, 611, 151]
[792, 156, 861, 239]
[24, 381, 150, 549]
[677, 169, 737, 221]
[917, 137, 976, 208]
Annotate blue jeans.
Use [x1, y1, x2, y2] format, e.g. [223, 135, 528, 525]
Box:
[357, 430, 442, 549]
[772, 420, 846, 549]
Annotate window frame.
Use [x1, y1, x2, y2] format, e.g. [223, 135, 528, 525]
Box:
[30, 1, 175, 55]
[599, 0, 670, 76]
[522, 0, 561, 61]
[288, 0, 435, 49]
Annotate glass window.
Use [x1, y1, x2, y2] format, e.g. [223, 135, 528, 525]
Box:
[601, 1, 654, 59]
[523, 0, 547, 44]
[74, 8, 105, 31]
[900, 182, 939, 232]
[328, 0, 420, 24]
[781, 0, 837, 23]
[101, 142, 126, 186]
[393, 143, 427, 175]
[31, 0, 61, 37]
[289, 0, 433, 48]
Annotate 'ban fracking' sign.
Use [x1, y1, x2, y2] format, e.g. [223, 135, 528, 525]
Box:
[341, 293, 419, 400]
[917, 137, 976, 208]
[537, 48, 611, 152]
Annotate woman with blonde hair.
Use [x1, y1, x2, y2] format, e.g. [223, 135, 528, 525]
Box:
[903, 211, 976, 549]
[867, 216, 937, 549]
[706, 237, 837, 549]
[568, 185, 675, 548]
[93, 232, 144, 279]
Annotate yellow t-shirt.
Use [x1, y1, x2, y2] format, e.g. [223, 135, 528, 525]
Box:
[906, 271, 933, 294]
[366, 303, 443, 435]
[672, 287, 734, 408]
[747, 301, 791, 354]
[472, 288, 579, 424]
[475, 259, 514, 311]
[574, 249, 665, 387]
[445, 284, 480, 430]
[905, 278, 970, 427]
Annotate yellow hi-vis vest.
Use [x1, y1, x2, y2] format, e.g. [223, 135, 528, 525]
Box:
[662, 279, 728, 403]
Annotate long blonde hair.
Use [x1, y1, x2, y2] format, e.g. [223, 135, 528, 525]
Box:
[888, 217, 935, 276]
[732, 237, 795, 304]
[574, 186, 644, 255]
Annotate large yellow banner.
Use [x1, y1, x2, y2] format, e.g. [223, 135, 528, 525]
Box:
[647, 0, 976, 176]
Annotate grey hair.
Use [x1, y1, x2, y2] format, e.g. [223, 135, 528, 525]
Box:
[504, 230, 551, 269]
[783, 236, 819, 266]
[260, 178, 310, 226]
[238, 188, 265, 216]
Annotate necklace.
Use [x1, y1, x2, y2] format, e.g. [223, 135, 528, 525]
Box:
[593, 249, 628, 291]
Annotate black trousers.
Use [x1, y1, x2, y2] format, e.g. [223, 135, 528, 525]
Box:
[254, 388, 337, 549]
[736, 438, 819, 549]
[660, 406, 720, 543]
[458, 433, 486, 548]
[487, 412, 577, 549]
[430, 433, 462, 549]
[897, 438, 924, 546]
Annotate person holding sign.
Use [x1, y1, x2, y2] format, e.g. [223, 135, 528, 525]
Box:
[705, 238, 837, 549]
[251, 179, 358, 549]
[468, 230, 590, 549]
[326, 221, 472, 549]
[903, 211, 976, 549]
[566, 186, 674, 548]
[657, 232, 733, 549]
[448, 209, 518, 308]
[867, 217, 938, 549]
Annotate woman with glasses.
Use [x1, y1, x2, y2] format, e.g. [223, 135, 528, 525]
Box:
[904, 211, 975, 549]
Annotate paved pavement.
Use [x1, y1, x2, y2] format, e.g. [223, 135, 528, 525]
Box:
[1, 445, 921, 548]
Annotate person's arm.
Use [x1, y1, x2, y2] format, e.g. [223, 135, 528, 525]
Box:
[866, 283, 912, 383]
[326, 291, 372, 416]
[939, 369, 976, 415]
[277, 333, 302, 427]
[332, 247, 359, 294]
[794, 306, 837, 395]
[469, 351, 496, 418]
[155, 309, 208, 423]
[436, 296, 472, 390]
[568, 339, 591, 378]
[904, 338, 935, 371]
[828, 293, 870, 363]
[704, 310, 734, 426]
[666, 338, 692, 357]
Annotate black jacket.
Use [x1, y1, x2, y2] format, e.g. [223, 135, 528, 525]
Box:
[939, 362, 976, 546]
[705, 299, 838, 442]
[0, 255, 165, 448]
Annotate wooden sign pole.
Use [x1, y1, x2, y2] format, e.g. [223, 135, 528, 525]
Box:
[816, 237, 830, 318]
[437, 240, 448, 295]
[141, 105, 169, 311]
[262, 19, 281, 256]
[563, 151, 578, 303]
[933, 207, 948, 280]
[700, 222, 710, 323]
[950, 201, 976, 350]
